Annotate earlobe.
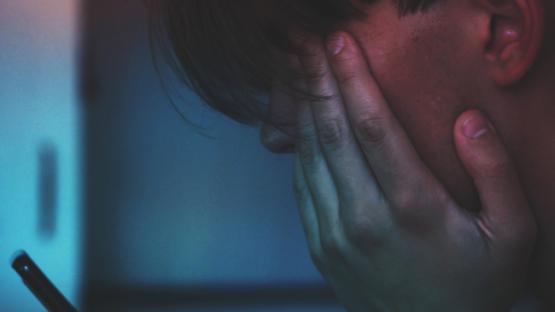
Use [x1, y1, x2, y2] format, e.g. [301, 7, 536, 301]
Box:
[483, 0, 545, 86]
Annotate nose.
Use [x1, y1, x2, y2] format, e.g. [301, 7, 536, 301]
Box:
[260, 123, 296, 154]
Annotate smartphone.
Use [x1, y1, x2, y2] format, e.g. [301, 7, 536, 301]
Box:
[11, 250, 78, 312]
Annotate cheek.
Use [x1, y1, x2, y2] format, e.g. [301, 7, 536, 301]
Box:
[367, 28, 456, 148]
[363, 28, 482, 211]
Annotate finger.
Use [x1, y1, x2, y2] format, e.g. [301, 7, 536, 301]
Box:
[326, 32, 447, 212]
[294, 154, 365, 310]
[293, 154, 326, 272]
[295, 90, 346, 257]
[296, 37, 381, 205]
[454, 110, 536, 244]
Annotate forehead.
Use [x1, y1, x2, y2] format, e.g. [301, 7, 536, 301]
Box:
[264, 0, 435, 97]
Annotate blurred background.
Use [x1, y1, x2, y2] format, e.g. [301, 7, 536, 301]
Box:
[0, 0, 342, 311]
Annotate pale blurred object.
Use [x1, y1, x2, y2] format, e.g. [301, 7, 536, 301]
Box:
[0, 0, 82, 310]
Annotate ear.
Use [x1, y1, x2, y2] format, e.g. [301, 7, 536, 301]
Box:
[480, 0, 545, 86]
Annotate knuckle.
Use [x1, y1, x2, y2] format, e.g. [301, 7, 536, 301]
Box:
[297, 143, 316, 167]
[320, 233, 345, 261]
[296, 125, 317, 163]
[303, 61, 327, 83]
[392, 191, 436, 233]
[318, 118, 347, 150]
[335, 67, 358, 86]
[344, 215, 382, 249]
[356, 114, 387, 146]
[391, 190, 418, 212]
[297, 119, 316, 141]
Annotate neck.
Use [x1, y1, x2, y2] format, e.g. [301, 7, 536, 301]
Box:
[493, 62, 555, 304]
[508, 70, 555, 222]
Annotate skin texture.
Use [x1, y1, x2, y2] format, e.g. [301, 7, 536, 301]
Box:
[258, 0, 555, 308]
[292, 30, 535, 311]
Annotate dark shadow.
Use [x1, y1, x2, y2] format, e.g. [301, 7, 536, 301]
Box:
[38, 141, 58, 240]
[87, 283, 336, 310]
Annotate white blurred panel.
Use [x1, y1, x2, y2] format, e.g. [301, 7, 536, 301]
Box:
[0, 0, 81, 310]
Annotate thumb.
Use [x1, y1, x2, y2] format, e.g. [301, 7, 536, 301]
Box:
[454, 110, 535, 243]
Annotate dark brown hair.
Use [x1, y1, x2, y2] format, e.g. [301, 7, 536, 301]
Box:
[147, 0, 437, 128]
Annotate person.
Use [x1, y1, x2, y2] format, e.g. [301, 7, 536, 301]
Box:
[147, 0, 555, 310]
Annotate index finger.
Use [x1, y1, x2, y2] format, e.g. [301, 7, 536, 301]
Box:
[326, 32, 448, 209]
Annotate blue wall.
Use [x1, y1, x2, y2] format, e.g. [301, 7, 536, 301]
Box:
[82, 0, 332, 304]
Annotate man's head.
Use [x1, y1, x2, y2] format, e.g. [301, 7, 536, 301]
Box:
[148, 0, 554, 215]
[149, 0, 555, 302]
[147, 0, 437, 124]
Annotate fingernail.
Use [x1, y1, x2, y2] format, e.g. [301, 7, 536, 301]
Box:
[327, 33, 345, 56]
[463, 112, 493, 140]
